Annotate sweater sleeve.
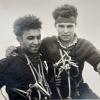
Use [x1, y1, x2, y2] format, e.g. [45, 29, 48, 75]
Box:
[39, 39, 48, 61]
[82, 39, 100, 70]
[0, 57, 16, 88]
[0, 59, 7, 88]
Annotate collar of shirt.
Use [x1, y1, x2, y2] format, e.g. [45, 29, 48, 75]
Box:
[57, 34, 78, 50]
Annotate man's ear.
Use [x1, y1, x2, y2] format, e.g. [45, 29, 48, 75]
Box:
[16, 36, 24, 47]
[54, 23, 58, 30]
[54, 23, 56, 27]
[17, 36, 22, 43]
[17, 36, 24, 48]
[75, 22, 77, 26]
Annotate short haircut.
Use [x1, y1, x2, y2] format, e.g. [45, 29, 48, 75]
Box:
[13, 15, 42, 37]
[52, 4, 78, 20]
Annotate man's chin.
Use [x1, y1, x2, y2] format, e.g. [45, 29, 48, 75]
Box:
[60, 36, 71, 41]
[62, 38, 71, 42]
[29, 49, 39, 54]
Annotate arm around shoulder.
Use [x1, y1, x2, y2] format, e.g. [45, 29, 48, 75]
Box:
[96, 62, 100, 75]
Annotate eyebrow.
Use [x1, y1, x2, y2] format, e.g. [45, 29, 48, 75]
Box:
[58, 25, 65, 27]
[27, 35, 41, 39]
[67, 25, 74, 27]
[58, 24, 74, 27]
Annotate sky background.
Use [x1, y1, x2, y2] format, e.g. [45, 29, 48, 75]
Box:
[0, 0, 100, 97]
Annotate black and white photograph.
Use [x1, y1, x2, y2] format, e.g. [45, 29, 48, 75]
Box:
[0, 0, 100, 99]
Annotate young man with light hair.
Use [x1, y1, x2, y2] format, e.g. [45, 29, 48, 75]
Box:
[39, 4, 100, 99]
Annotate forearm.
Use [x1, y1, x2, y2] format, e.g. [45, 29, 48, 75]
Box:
[0, 85, 9, 100]
[96, 62, 100, 74]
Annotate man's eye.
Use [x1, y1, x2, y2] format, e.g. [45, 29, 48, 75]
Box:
[27, 36, 35, 40]
[58, 25, 64, 28]
[37, 36, 41, 40]
[67, 25, 73, 28]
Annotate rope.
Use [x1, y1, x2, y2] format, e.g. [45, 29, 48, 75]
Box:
[24, 54, 41, 100]
[24, 54, 50, 99]
[53, 48, 79, 99]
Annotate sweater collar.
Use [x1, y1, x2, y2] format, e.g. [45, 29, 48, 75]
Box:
[57, 34, 78, 49]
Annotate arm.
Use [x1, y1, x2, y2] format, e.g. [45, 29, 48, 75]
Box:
[5, 46, 18, 57]
[96, 63, 100, 75]
[39, 39, 48, 61]
[0, 86, 9, 100]
[84, 40, 100, 71]
[0, 60, 10, 100]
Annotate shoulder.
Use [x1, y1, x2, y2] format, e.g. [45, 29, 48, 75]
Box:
[0, 56, 16, 66]
[42, 36, 57, 44]
[75, 38, 98, 58]
[39, 36, 58, 59]
[0, 56, 17, 74]
[77, 38, 92, 44]
[0, 55, 25, 73]
[76, 38, 95, 49]
[40, 35, 57, 50]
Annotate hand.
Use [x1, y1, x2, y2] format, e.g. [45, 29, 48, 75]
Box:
[0, 85, 9, 100]
[5, 46, 17, 57]
[97, 62, 100, 75]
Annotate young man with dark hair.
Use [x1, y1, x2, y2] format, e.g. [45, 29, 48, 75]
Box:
[39, 4, 100, 99]
[0, 15, 50, 100]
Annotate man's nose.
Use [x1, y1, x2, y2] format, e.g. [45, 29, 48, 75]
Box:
[64, 27, 68, 33]
[34, 38, 39, 45]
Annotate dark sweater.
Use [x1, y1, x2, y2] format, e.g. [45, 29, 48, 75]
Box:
[0, 48, 48, 100]
[39, 36, 100, 99]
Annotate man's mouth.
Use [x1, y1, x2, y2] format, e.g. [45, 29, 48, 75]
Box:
[62, 35, 70, 37]
[30, 45, 40, 49]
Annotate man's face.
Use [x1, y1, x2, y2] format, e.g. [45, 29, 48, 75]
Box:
[19, 29, 41, 53]
[55, 22, 76, 42]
